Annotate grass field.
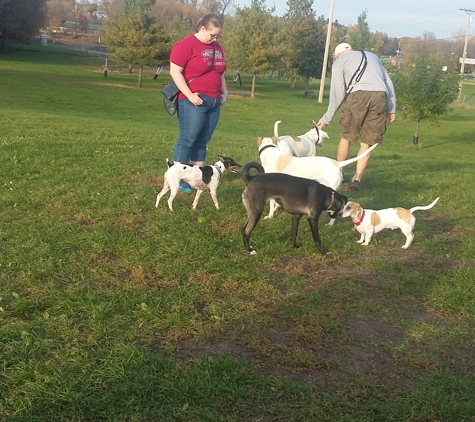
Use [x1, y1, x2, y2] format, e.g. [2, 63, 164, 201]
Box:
[1, 46, 475, 421]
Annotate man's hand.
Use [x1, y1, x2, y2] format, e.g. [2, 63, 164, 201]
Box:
[316, 119, 327, 130]
[387, 113, 395, 124]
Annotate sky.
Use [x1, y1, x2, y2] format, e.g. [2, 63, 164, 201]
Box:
[233, 0, 474, 40]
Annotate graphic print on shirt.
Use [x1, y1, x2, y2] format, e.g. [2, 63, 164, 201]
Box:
[201, 48, 225, 67]
[202, 48, 215, 62]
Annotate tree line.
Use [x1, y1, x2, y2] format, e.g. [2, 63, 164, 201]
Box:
[2, 0, 473, 76]
[0, 0, 464, 134]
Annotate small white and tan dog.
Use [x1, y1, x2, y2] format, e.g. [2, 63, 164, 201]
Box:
[339, 197, 440, 249]
[155, 155, 241, 211]
[274, 120, 329, 157]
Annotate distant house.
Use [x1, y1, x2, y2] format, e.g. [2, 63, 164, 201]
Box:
[93, 10, 107, 19]
[88, 24, 104, 31]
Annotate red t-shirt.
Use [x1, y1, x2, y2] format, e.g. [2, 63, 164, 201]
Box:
[170, 34, 226, 100]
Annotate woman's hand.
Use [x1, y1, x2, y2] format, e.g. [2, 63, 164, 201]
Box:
[187, 92, 203, 106]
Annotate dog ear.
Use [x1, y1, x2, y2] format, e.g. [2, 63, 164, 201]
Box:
[218, 155, 224, 162]
[257, 137, 263, 146]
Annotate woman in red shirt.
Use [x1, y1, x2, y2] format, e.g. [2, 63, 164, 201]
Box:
[169, 14, 228, 191]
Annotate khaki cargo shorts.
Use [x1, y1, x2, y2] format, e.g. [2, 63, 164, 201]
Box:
[339, 91, 388, 145]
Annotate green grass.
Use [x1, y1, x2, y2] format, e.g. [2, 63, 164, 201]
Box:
[1, 47, 475, 421]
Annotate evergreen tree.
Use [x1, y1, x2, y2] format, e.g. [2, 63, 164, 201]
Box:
[281, 0, 326, 94]
[105, 0, 170, 87]
[346, 10, 375, 52]
[0, 0, 47, 41]
[223, 0, 279, 98]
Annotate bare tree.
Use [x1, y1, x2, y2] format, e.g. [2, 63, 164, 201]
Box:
[46, 0, 75, 27]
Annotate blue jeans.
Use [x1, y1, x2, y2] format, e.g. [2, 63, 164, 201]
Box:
[173, 95, 221, 164]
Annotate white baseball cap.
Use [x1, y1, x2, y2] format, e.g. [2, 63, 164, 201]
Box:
[334, 42, 352, 56]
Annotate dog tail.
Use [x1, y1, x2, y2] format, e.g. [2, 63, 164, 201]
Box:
[410, 197, 440, 213]
[338, 143, 379, 168]
[242, 161, 265, 185]
[274, 120, 281, 139]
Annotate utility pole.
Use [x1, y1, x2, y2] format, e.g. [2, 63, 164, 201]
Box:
[458, 8, 474, 101]
[318, 0, 335, 103]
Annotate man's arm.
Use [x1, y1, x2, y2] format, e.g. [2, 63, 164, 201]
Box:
[385, 71, 396, 115]
[318, 61, 347, 128]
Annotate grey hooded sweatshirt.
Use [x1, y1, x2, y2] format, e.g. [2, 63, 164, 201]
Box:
[321, 50, 396, 125]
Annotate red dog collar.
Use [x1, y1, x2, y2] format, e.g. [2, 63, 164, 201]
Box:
[353, 209, 365, 226]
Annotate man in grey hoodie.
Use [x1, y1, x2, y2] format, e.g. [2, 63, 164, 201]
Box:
[317, 43, 396, 191]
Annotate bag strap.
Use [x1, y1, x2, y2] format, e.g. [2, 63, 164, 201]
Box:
[346, 51, 367, 95]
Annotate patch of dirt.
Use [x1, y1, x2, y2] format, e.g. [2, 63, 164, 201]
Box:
[166, 249, 473, 391]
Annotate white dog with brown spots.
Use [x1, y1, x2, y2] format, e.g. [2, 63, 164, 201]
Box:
[274, 120, 329, 157]
[257, 136, 378, 222]
[339, 197, 440, 249]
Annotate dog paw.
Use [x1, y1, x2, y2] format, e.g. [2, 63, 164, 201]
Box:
[249, 250, 257, 255]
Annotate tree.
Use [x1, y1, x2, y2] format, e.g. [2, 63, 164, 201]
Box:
[46, 0, 75, 27]
[0, 0, 47, 41]
[105, 0, 171, 87]
[392, 55, 460, 144]
[373, 31, 398, 56]
[346, 10, 375, 52]
[223, 0, 279, 98]
[280, 0, 326, 94]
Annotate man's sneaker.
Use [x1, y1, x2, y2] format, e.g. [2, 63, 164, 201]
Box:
[347, 180, 360, 191]
[179, 181, 193, 193]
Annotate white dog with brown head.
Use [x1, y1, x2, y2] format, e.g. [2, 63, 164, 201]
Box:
[339, 197, 440, 248]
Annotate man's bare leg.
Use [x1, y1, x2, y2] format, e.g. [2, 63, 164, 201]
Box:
[337, 138, 351, 161]
[352, 142, 371, 181]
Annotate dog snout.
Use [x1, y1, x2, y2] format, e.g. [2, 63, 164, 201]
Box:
[230, 165, 242, 173]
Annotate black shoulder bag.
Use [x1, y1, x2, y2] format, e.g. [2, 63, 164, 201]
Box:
[161, 43, 216, 116]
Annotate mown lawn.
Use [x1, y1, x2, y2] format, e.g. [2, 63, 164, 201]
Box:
[1, 46, 475, 421]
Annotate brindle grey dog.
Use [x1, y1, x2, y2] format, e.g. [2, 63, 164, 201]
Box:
[241, 161, 348, 255]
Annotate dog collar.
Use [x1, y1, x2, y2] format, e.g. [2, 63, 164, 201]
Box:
[327, 191, 335, 210]
[353, 209, 365, 226]
[259, 144, 277, 156]
[213, 163, 222, 174]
